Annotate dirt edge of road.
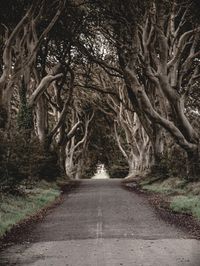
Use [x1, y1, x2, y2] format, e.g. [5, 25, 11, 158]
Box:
[122, 181, 200, 240]
[0, 181, 80, 251]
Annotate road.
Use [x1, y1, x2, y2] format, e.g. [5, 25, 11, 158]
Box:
[0, 179, 200, 266]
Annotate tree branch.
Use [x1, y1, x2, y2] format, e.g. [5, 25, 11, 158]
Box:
[28, 73, 63, 108]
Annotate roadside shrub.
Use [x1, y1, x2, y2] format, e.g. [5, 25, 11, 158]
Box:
[108, 162, 129, 178]
[0, 131, 61, 192]
[148, 144, 188, 180]
[33, 151, 61, 181]
[150, 158, 170, 180]
[166, 145, 187, 178]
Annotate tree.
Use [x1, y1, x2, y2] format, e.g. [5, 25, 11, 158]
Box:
[84, 0, 200, 179]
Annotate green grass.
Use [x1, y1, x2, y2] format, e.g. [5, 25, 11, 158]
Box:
[143, 184, 174, 194]
[170, 195, 200, 219]
[0, 184, 60, 237]
[140, 177, 200, 220]
[143, 183, 183, 195]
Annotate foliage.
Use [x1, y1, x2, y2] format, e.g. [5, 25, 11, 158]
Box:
[1, 0, 200, 186]
[0, 131, 61, 192]
[80, 110, 129, 178]
[34, 150, 61, 181]
[108, 161, 129, 179]
[147, 144, 188, 180]
[17, 107, 33, 130]
[0, 106, 8, 129]
[165, 146, 187, 178]
[17, 79, 33, 130]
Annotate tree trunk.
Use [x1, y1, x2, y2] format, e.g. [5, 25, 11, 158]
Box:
[36, 96, 48, 144]
[152, 126, 164, 165]
[65, 156, 74, 179]
[75, 159, 83, 180]
[128, 159, 136, 176]
[59, 145, 66, 176]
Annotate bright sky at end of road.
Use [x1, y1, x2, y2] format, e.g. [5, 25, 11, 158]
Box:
[92, 164, 110, 179]
[92, 171, 110, 179]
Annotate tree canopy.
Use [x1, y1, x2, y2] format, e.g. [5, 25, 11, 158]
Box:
[1, 0, 200, 190]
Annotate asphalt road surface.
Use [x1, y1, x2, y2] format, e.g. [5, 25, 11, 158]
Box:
[0, 179, 200, 266]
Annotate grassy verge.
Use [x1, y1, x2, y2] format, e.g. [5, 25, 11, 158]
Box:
[0, 181, 61, 238]
[140, 177, 200, 220]
[170, 195, 200, 219]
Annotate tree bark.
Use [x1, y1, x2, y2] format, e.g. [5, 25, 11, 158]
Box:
[36, 96, 48, 144]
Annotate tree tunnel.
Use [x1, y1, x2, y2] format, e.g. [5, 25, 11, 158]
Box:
[75, 110, 129, 179]
[1, 0, 200, 189]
